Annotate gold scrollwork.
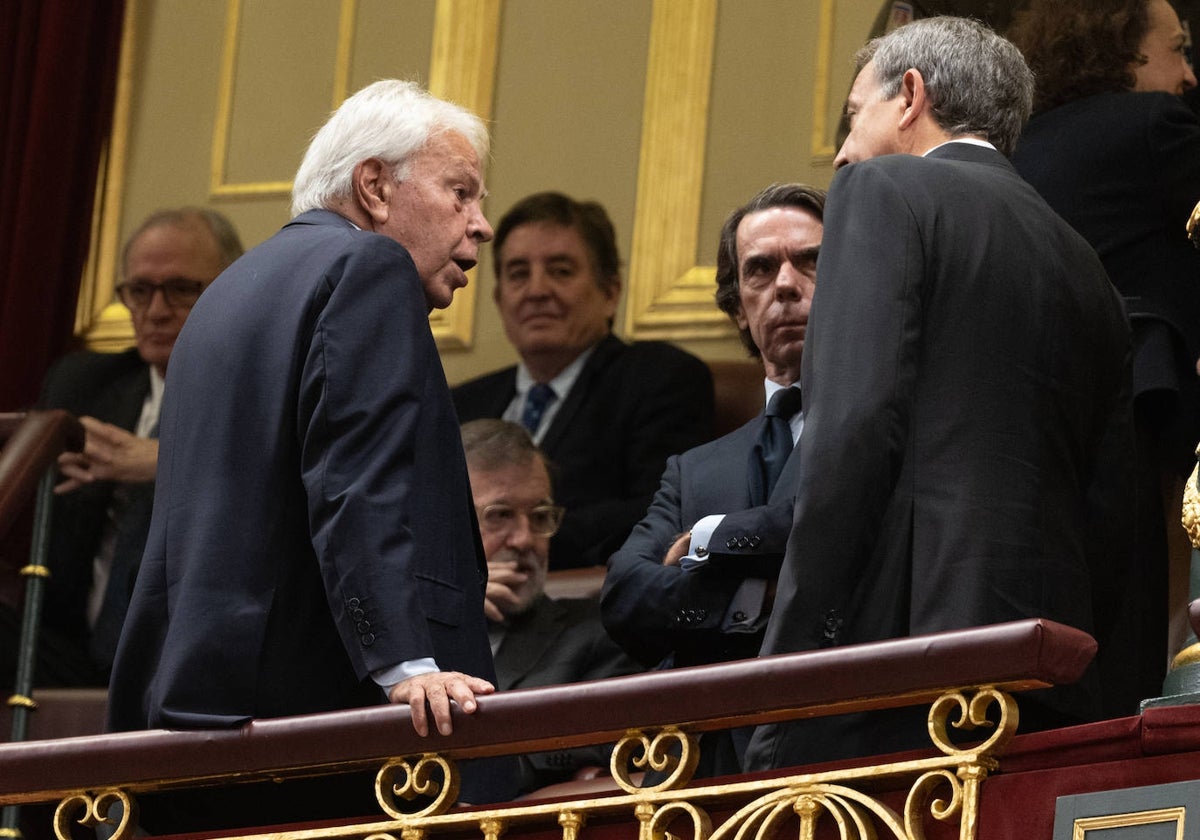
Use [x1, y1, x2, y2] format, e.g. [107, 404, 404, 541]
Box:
[903, 769, 964, 840]
[926, 687, 1018, 757]
[713, 784, 907, 840]
[648, 801, 713, 840]
[53, 789, 137, 840]
[1182, 451, 1200, 548]
[611, 727, 699, 794]
[1187, 199, 1200, 246]
[375, 754, 459, 820]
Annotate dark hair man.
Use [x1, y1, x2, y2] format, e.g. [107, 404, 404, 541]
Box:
[453, 191, 715, 570]
[602, 183, 825, 778]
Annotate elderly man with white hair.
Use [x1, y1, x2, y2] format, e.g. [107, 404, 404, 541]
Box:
[107, 80, 511, 826]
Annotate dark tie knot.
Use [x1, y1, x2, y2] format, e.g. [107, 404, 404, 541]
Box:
[766, 386, 803, 421]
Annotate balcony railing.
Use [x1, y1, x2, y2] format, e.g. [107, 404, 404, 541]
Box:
[0, 617, 1095, 840]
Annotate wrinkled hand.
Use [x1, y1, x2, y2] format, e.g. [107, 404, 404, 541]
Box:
[483, 559, 529, 622]
[55, 417, 158, 494]
[387, 671, 495, 736]
[662, 532, 691, 567]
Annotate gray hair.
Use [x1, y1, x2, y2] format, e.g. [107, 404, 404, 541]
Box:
[461, 419, 549, 475]
[122, 207, 244, 277]
[857, 17, 1034, 157]
[290, 79, 489, 217]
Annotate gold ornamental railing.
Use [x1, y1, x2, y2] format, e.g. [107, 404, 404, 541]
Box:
[0, 618, 1096, 840]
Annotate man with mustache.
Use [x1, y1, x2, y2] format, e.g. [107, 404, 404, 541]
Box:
[601, 183, 825, 778]
[453, 192, 715, 570]
[462, 418, 640, 795]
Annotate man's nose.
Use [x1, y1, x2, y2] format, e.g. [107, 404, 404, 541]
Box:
[505, 514, 536, 549]
[471, 206, 494, 243]
[144, 286, 175, 318]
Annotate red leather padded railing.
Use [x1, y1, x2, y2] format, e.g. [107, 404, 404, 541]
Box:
[0, 410, 84, 542]
[0, 617, 1095, 806]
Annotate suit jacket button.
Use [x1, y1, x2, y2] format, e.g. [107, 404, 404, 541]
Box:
[361, 633, 376, 646]
[726, 537, 738, 549]
[733, 610, 747, 622]
[351, 608, 365, 621]
[357, 620, 371, 633]
[696, 608, 707, 620]
[748, 536, 761, 548]
[347, 598, 361, 608]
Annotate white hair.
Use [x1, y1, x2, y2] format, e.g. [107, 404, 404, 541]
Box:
[290, 79, 489, 217]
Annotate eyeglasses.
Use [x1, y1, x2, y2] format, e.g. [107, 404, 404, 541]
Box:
[115, 279, 207, 310]
[476, 503, 565, 537]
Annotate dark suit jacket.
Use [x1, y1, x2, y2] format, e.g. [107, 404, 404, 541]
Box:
[601, 412, 797, 670]
[494, 594, 641, 793]
[22, 349, 154, 685]
[1014, 92, 1200, 460]
[107, 210, 510, 805]
[737, 144, 1133, 771]
[452, 334, 715, 569]
[1014, 92, 1200, 711]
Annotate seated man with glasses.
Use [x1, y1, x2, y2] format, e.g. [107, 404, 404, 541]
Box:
[0, 207, 243, 689]
[462, 418, 642, 795]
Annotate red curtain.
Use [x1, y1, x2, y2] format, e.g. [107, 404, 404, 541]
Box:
[0, 0, 126, 412]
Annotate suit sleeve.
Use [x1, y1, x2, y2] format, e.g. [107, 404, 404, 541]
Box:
[758, 162, 925, 654]
[554, 348, 715, 568]
[297, 238, 439, 677]
[601, 455, 748, 667]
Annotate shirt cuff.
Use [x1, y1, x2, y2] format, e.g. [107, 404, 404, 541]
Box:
[372, 657, 440, 697]
[680, 514, 725, 571]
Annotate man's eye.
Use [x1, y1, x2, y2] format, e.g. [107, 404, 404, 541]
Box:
[484, 507, 515, 525]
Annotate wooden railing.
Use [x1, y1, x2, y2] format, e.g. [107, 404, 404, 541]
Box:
[0, 411, 83, 544]
[0, 618, 1096, 840]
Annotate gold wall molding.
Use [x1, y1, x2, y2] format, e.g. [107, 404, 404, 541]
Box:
[1072, 807, 1186, 840]
[426, 0, 502, 350]
[208, 0, 358, 199]
[80, 0, 500, 352]
[623, 0, 843, 341]
[76, 0, 138, 351]
[623, 0, 723, 341]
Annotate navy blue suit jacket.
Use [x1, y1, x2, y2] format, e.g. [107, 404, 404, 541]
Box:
[601, 410, 796, 670]
[107, 211, 505, 799]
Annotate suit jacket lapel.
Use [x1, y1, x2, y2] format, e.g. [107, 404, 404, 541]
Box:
[538, 333, 624, 453]
[92, 362, 151, 432]
[492, 595, 566, 690]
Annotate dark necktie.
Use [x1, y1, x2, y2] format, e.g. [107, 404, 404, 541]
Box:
[521, 383, 556, 435]
[750, 386, 803, 505]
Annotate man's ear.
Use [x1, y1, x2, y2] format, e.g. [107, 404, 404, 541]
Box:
[351, 158, 392, 226]
[898, 68, 927, 130]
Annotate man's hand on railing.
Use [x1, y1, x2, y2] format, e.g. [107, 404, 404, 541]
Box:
[387, 671, 496, 737]
[54, 416, 158, 493]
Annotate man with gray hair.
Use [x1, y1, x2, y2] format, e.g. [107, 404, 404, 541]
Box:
[730, 18, 1133, 770]
[107, 80, 511, 820]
